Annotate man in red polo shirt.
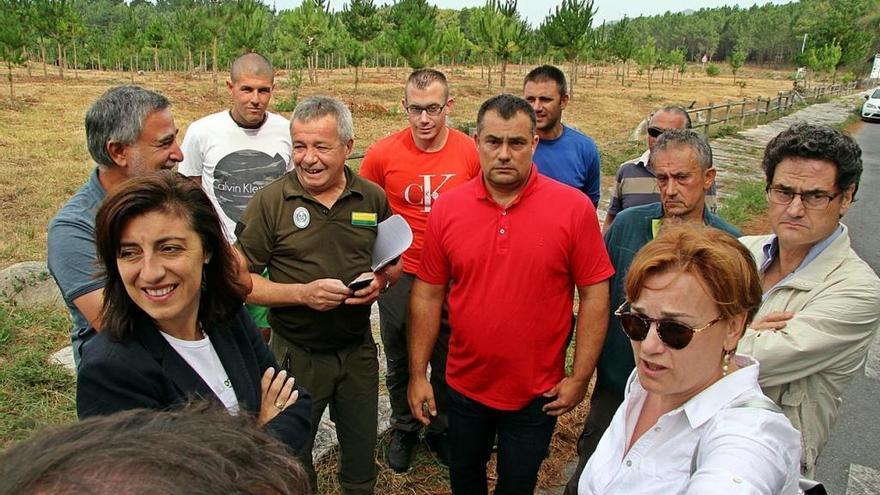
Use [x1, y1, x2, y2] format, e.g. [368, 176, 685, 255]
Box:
[408, 94, 613, 494]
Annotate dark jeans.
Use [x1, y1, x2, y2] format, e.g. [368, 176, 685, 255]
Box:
[379, 272, 450, 435]
[447, 387, 558, 495]
[563, 383, 624, 495]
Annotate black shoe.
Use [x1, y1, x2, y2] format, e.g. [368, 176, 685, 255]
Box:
[388, 430, 418, 473]
[424, 432, 451, 467]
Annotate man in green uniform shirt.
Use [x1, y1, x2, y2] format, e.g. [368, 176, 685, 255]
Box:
[236, 96, 399, 494]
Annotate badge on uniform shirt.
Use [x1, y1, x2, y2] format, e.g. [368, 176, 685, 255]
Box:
[351, 211, 377, 227]
[293, 206, 310, 229]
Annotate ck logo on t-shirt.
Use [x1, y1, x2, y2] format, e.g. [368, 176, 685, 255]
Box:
[403, 173, 457, 212]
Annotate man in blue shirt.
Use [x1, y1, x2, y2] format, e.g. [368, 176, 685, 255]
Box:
[523, 65, 601, 206]
[48, 86, 184, 368]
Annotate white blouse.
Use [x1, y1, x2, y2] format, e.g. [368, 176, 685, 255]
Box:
[579, 355, 801, 495]
[161, 332, 240, 414]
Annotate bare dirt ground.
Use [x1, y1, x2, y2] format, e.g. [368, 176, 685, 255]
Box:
[0, 62, 797, 269]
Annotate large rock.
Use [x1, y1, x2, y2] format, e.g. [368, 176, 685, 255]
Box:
[0, 261, 65, 310]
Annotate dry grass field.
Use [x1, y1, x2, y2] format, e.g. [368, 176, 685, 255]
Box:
[0, 61, 799, 493]
[0, 62, 796, 270]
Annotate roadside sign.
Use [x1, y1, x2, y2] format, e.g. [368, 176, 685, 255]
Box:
[871, 54, 880, 79]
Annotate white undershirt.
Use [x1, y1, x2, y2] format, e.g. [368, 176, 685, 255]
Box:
[161, 332, 240, 414]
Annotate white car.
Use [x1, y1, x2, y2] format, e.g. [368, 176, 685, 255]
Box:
[862, 88, 880, 122]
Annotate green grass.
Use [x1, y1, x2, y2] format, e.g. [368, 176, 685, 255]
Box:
[833, 104, 864, 132]
[718, 181, 768, 229]
[0, 303, 76, 449]
[709, 124, 740, 139]
[599, 140, 644, 177]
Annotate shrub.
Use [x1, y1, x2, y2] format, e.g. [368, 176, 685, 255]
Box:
[840, 72, 856, 84]
[706, 64, 721, 77]
[273, 69, 303, 113]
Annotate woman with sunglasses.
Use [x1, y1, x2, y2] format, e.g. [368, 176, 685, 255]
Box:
[578, 225, 800, 494]
[76, 171, 311, 453]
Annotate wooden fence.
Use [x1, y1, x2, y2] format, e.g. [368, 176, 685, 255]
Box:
[687, 81, 860, 140]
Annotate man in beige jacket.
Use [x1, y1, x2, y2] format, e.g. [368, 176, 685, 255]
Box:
[739, 123, 880, 477]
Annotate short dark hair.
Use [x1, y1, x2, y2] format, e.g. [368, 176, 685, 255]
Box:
[652, 105, 692, 129]
[94, 171, 248, 340]
[476, 94, 537, 135]
[762, 123, 863, 199]
[406, 68, 449, 100]
[524, 65, 567, 97]
[230, 52, 274, 83]
[85, 86, 170, 168]
[0, 402, 309, 495]
[648, 129, 713, 170]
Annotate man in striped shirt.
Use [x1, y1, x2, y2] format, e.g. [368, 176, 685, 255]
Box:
[603, 106, 717, 232]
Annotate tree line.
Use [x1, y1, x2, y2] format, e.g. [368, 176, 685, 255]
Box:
[1, 0, 878, 99]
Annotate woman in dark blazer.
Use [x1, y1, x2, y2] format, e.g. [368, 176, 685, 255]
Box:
[76, 171, 311, 453]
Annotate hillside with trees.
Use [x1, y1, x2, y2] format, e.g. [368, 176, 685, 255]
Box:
[1, 0, 878, 97]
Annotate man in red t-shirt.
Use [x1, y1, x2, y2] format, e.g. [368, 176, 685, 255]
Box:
[408, 94, 613, 493]
[360, 68, 481, 472]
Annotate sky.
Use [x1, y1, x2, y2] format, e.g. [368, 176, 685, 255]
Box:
[271, 0, 795, 26]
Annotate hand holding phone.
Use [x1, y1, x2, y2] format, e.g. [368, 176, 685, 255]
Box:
[347, 275, 374, 292]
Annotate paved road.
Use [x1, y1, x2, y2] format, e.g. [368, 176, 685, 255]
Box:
[814, 120, 880, 494]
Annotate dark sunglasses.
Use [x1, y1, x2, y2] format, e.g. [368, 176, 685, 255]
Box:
[614, 302, 723, 350]
[646, 126, 666, 138]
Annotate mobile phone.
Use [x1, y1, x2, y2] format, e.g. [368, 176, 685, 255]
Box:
[348, 276, 374, 292]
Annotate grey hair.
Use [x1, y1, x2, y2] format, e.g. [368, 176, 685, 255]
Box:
[652, 105, 692, 129]
[649, 129, 713, 170]
[85, 86, 170, 168]
[290, 96, 354, 143]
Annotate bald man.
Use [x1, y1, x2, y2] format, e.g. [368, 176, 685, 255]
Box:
[179, 52, 292, 333]
[180, 52, 291, 243]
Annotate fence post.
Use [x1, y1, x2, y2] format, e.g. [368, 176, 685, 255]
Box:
[704, 103, 713, 139]
[776, 92, 783, 116]
[740, 99, 746, 128]
[724, 100, 731, 126]
[755, 97, 762, 124]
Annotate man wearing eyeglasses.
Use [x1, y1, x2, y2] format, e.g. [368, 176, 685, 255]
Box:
[603, 106, 718, 232]
[564, 128, 739, 494]
[524, 65, 601, 207]
[737, 123, 880, 478]
[360, 68, 480, 472]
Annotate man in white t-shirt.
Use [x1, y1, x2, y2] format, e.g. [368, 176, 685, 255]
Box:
[179, 52, 292, 334]
[179, 52, 292, 243]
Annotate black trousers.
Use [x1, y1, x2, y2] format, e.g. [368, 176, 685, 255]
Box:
[378, 272, 450, 435]
[447, 387, 558, 495]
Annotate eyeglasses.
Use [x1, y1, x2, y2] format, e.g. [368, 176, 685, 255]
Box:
[614, 302, 723, 350]
[766, 187, 841, 210]
[405, 102, 448, 116]
[647, 126, 667, 138]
